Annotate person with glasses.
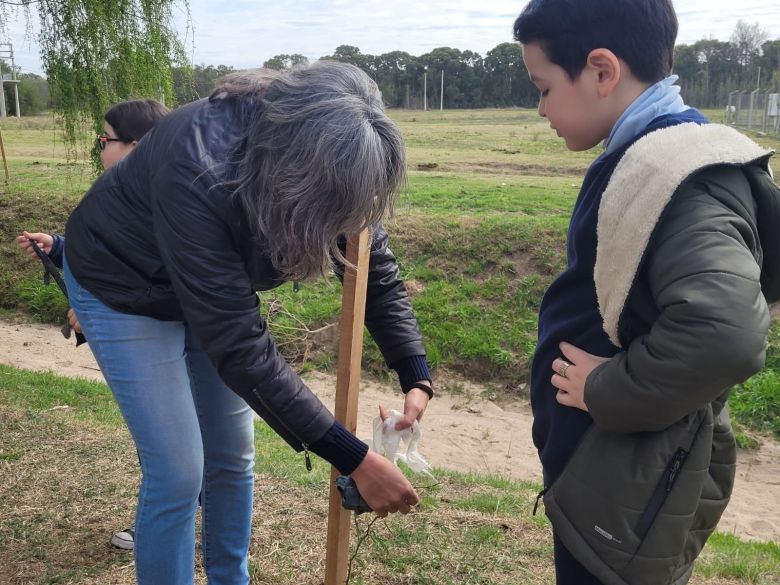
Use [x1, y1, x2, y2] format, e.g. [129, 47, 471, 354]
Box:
[15, 97, 170, 552]
[17, 98, 170, 266]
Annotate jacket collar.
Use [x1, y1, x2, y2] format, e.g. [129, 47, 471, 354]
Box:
[595, 123, 772, 347]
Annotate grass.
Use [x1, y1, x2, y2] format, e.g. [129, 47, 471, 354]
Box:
[1, 364, 778, 585]
[0, 111, 573, 386]
[1, 109, 779, 433]
[731, 371, 780, 438]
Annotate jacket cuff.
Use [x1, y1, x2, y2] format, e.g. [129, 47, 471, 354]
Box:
[308, 420, 369, 475]
[391, 355, 431, 391]
[50, 234, 65, 269]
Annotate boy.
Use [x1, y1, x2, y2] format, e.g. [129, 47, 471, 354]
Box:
[514, 1, 780, 584]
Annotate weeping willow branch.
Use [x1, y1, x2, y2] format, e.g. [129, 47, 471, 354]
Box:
[1, 0, 190, 170]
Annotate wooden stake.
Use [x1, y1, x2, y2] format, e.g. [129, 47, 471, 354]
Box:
[324, 228, 371, 585]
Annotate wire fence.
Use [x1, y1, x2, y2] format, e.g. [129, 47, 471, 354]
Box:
[726, 90, 780, 135]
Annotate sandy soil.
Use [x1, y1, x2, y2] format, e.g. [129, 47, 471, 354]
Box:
[1, 319, 778, 543]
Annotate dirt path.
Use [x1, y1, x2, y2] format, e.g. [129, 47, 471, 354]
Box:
[1, 319, 778, 543]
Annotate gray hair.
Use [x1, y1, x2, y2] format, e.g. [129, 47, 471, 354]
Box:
[217, 61, 406, 281]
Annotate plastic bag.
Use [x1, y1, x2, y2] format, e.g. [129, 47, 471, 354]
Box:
[372, 409, 434, 480]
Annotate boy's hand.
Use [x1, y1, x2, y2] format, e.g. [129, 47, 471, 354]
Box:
[551, 342, 611, 412]
[16, 231, 54, 258]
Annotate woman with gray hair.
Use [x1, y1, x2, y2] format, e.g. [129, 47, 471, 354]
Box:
[63, 61, 432, 585]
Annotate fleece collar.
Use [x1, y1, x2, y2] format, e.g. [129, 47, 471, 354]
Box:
[595, 123, 772, 347]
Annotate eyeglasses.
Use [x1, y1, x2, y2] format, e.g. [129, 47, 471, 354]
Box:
[96, 135, 125, 151]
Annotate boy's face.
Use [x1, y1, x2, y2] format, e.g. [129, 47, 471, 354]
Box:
[522, 42, 611, 152]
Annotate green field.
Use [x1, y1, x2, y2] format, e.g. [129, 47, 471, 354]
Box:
[2, 109, 779, 434]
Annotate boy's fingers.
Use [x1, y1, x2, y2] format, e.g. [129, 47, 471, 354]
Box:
[555, 389, 573, 407]
[559, 342, 586, 363]
[552, 358, 577, 384]
[551, 373, 571, 391]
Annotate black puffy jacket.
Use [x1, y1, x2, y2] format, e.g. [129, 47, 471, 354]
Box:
[65, 94, 427, 453]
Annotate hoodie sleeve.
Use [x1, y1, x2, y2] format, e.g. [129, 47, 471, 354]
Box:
[49, 235, 65, 268]
[585, 166, 771, 432]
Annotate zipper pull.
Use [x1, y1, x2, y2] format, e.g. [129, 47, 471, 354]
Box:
[666, 450, 687, 492]
[533, 488, 546, 515]
[303, 443, 312, 472]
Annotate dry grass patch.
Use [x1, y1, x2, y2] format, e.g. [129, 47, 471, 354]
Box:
[1, 371, 777, 584]
[0, 406, 138, 584]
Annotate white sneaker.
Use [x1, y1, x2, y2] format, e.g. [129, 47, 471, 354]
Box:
[110, 528, 135, 550]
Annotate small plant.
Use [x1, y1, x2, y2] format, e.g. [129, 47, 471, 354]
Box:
[730, 371, 780, 438]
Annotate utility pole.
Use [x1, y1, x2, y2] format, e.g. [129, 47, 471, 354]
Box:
[423, 65, 427, 111]
[0, 56, 6, 118]
[0, 43, 21, 118]
[440, 68, 444, 111]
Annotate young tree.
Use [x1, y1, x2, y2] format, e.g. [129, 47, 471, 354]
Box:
[730, 20, 769, 89]
[731, 20, 769, 68]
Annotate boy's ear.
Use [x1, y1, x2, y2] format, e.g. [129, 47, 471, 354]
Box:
[585, 49, 621, 97]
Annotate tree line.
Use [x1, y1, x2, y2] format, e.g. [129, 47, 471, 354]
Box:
[675, 21, 780, 107]
[5, 20, 779, 115]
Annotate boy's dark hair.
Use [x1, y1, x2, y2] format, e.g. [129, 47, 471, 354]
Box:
[513, 0, 677, 83]
[104, 99, 170, 143]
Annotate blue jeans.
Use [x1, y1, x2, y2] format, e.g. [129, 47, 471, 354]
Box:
[65, 257, 255, 585]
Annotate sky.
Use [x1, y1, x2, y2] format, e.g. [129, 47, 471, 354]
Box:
[2, 0, 779, 76]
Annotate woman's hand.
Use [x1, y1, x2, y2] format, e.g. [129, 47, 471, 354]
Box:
[350, 450, 419, 517]
[551, 342, 611, 412]
[379, 381, 431, 431]
[16, 231, 54, 258]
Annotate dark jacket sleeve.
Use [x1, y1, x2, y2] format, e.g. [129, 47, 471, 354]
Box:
[585, 166, 771, 432]
[49, 234, 65, 268]
[335, 227, 429, 379]
[150, 161, 335, 450]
